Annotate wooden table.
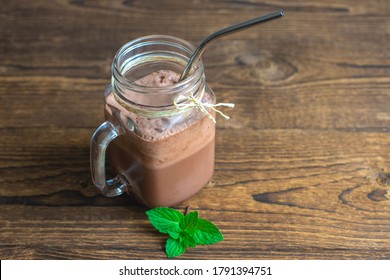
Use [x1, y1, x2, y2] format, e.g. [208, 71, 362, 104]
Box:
[1, 0, 389, 260]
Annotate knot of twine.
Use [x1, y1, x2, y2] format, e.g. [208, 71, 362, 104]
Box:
[173, 87, 235, 123]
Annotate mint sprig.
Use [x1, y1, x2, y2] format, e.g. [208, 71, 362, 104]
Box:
[146, 207, 224, 258]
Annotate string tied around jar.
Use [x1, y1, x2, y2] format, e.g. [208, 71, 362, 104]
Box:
[174, 87, 235, 123]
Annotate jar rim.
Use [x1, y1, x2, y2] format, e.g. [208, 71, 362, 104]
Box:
[112, 35, 203, 95]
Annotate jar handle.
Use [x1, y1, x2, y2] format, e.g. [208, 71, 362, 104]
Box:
[90, 121, 128, 197]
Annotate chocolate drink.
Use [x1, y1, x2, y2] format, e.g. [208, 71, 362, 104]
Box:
[105, 70, 215, 207]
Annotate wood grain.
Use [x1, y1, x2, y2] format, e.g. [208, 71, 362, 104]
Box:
[1, 0, 390, 259]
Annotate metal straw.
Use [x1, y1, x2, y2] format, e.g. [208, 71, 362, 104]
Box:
[179, 10, 285, 82]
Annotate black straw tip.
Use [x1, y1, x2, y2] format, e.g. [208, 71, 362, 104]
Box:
[280, 10, 285, 17]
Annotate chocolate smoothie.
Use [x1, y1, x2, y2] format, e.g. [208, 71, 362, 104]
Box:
[105, 70, 215, 207]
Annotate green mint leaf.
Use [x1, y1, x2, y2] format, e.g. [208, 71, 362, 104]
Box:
[146, 207, 184, 239]
[193, 218, 224, 245]
[147, 207, 224, 258]
[166, 237, 187, 258]
[180, 231, 197, 248]
[179, 211, 198, 233]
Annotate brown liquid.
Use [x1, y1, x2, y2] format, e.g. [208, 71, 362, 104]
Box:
[105, 70, 215, 207]
[108, 134, 214, 207]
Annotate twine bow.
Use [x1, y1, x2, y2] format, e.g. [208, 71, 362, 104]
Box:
[173, 87, 235, 123]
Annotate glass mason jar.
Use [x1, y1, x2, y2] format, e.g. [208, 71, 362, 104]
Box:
[90, 35, 216, 208]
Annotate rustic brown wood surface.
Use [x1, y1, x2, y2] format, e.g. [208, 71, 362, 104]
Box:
[1, 0, 390, 259]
